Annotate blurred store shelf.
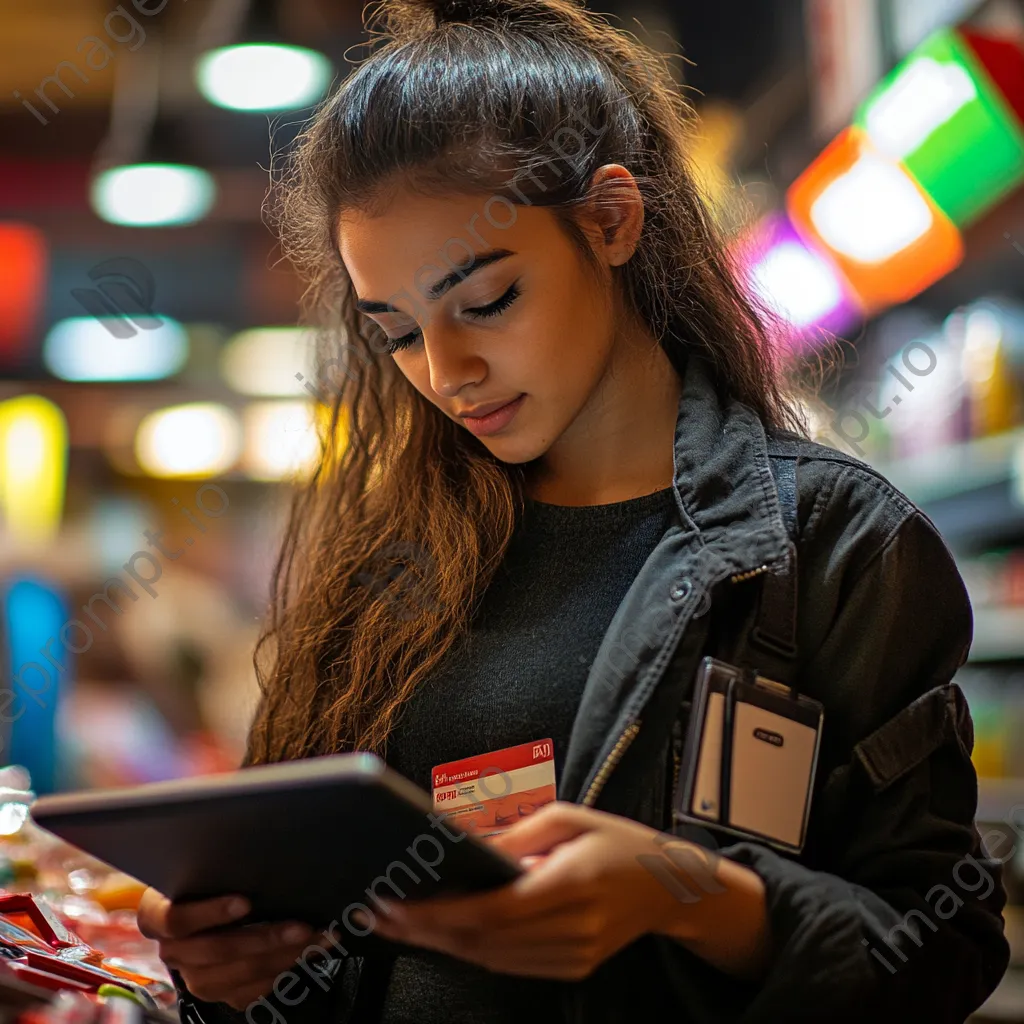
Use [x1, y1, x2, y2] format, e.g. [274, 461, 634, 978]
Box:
[873, 427, 1024, 550]
[972, 606, 1024, 662]
[973, 968, 1024, 1022]
[977, 777, 1024, 824]
[875, 428, 1024, 506]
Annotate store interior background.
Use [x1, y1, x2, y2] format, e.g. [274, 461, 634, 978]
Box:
[4, 0, 1024, 1018]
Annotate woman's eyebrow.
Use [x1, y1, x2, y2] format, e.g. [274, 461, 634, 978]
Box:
[354, 248, 516, 313]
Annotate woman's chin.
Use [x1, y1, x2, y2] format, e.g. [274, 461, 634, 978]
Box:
[477, 434, 551, 465]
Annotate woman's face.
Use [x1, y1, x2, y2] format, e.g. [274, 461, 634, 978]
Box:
[336, 171, 644, 466]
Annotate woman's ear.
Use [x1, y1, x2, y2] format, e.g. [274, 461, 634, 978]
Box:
[582, 164, 645, 267]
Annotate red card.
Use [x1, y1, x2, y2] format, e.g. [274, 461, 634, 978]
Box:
[432, 738, 556, 838]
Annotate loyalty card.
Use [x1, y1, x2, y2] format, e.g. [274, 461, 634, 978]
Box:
[432, 738, 556, 838]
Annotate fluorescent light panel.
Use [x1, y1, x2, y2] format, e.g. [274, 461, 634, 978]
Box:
[220, 327, 318, 396]
[196, 44, 332, 112]
[44, 316, 188, 382]
[91, 165, 216, 227]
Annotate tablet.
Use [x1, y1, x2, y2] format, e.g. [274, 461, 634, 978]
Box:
[29, 752, 522, 935]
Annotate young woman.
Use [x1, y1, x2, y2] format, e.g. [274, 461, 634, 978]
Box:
[137, 0, 1010, 1020]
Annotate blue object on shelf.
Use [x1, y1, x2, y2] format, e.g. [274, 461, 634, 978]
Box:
[1, 576, 70, 795]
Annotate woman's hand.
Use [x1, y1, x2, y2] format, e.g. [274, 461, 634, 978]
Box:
[364, 801, 771, 981]
[136, 887, 318, 1011]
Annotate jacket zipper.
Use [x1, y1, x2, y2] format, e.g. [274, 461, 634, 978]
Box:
[581, 721, 642, 807]
[729, 564, 768, 584]
[580, 566, 769, 809]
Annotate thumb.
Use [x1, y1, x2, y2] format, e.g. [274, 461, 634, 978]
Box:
[489, 801, 593, 861]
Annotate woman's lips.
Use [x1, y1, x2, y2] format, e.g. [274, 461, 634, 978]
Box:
[459, 394, 526, 436]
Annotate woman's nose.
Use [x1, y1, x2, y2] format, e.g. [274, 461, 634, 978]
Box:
[424, 330, 485, 398]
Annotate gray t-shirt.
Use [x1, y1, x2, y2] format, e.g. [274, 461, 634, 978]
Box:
[380, 485, 677, 1024]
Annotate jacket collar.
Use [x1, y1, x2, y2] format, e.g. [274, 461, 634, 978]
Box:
[557, 354, 797, 806]
[670, 354, 793, 582]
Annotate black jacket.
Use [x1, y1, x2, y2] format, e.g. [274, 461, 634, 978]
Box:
[176, 354, 1010, 1023]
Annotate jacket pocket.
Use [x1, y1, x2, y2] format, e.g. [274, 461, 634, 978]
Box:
[852, 683, 973, 793]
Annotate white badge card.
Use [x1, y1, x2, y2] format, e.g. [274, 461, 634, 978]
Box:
[673, 656, 824, 853]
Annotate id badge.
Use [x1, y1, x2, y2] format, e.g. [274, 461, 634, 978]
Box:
[673, 657, 824, 854]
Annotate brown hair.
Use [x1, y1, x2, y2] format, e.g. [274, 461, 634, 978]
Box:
[245, 0, 806, 766]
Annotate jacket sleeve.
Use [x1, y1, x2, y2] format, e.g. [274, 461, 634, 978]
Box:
[674, 507, 1010, 1023]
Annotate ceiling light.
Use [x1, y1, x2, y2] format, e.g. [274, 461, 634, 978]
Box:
[135, 403, 241, 478]
[44, 316, 188, 382]
[241, 401, 321, 481]
[196, 44, 331, 112]
[91, 164, 216, 227]
[220, 327, 317, 396]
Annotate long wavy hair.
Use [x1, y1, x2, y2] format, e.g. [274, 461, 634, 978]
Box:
[245, 0, 806, 766]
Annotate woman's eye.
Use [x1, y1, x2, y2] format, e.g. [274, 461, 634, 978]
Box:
[385, 329, 422, 354]
[383, 281, 521, 355]
[466, 281, 521, 320]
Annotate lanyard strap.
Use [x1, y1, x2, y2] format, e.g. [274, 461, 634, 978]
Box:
[743, 452, 800, 695]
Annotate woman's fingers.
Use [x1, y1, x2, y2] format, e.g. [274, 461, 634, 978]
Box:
[159, 921, 314, 969]
[378, 899, 594, 952]
[468, 947, 598, 980]
[138, 888, 332, 1009]
[490, 802, 594, 861]
[135, 888, 171, 940]
[178, 938, 325, 1004]
[162, 894, 251, 939]
[138, 889, 252, 941]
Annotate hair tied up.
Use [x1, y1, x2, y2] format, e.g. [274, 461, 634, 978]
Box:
[434, 0, 506, 23]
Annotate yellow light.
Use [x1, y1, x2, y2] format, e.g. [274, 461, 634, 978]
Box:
[135, 403, 241, 478]
[688, 103, 744, 222]
[0, 395, 68, 547]
[220, 327, 317, 397]
[242, 400, 322, 481]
